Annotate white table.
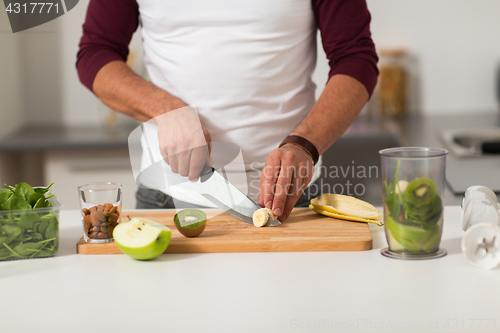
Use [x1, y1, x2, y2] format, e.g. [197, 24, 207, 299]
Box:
[0, 207, 498, 333]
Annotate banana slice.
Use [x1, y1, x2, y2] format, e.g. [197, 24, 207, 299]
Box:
[252, 208, 276, 227]
[311, 193, 382, 220]
[395, 180, 409, 196]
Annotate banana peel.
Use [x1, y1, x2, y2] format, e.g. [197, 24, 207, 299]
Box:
[311, 193, 382, 219]
[309, 205, 383, 226]
[309, 194, 383, 226]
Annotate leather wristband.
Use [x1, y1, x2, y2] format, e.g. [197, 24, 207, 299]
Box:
[279, 135, 319, 165]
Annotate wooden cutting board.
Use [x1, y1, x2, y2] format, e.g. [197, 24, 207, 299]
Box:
[76, 208, 372, 254]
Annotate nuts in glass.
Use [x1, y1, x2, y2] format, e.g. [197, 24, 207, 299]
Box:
[82, 203, 120, 240]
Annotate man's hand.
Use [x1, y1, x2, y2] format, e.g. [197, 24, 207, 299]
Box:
[257, 74, 370, 222]
[258, 144, 314, 222]
[155, 105, 212, 182]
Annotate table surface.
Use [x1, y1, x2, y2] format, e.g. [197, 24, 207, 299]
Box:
[1, 207, 498, 333]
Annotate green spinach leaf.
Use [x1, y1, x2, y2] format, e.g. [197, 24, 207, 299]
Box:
[14, 182, 35, 202]
[34, 183, 54, 194]
[4, 195, 32, 211]
[33, 197, 48, 209]
[18, 211, 41, 230]
[0, 192, 13, 209]
[45, 217, 58, 240]
[13, 242, 46, 256]
[0, 247, 14, 259]
[28, 192, 45, 208]
[31, 232, 43, 242]
[0, 224, 23, 244]
[37, 219, 50, 235]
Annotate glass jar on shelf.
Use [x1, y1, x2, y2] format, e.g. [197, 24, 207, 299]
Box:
[377, 48, 408, 117]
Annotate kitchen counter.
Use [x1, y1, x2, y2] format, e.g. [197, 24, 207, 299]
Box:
[0, 124, 137, 151]
[1, 207, 498, 333]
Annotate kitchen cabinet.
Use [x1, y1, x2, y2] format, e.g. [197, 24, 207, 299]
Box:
[44, 149, 139, 209]
[0, 125, 140, 209]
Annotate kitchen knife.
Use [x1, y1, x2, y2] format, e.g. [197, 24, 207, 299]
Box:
[199, 164, 280, 226]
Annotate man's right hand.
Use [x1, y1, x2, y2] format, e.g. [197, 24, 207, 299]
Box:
[155, 103, 212, 182]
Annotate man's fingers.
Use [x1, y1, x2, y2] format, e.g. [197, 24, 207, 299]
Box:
[177, 150, 191, 177]
[271, 161, 294, 217]
[279, 174, 303, 222]
[188, 146, 208, 182]
[166, 144, 210, 180]
[168, 153, 178, 174]
[260, 155, 280, 209]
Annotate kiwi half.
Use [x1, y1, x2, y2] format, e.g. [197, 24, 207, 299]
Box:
[173, 209, 207, 237]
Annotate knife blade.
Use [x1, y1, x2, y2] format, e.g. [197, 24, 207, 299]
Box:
[199, 165, 280, 226]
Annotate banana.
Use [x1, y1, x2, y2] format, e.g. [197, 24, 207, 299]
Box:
[252, 208, 276, 227]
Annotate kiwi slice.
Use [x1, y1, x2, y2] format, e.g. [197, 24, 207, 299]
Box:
[404, 177, 437, 208]
[173, 209, 207, 237]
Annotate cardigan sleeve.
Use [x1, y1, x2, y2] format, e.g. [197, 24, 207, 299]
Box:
[312, 0, 379, 96]
[76, 0, 139, 92]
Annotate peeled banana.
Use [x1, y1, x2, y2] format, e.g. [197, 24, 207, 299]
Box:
[252, 208, 276, 227]
[310, 193, 383, 226]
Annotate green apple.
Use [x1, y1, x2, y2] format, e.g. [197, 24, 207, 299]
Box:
[113, 217, 171, 260]
[173, 209, 207, 237]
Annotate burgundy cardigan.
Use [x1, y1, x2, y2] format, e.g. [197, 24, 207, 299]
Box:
[76, 0, 378, 96]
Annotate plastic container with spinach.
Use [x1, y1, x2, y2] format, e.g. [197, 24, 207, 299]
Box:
[384, 161, 443, 254]
[0, 182, 60, 260]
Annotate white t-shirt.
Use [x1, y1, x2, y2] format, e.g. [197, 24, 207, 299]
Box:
[137, 0, 322, 206]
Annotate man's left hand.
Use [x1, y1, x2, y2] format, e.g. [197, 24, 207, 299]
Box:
[258, 144, 314, 222]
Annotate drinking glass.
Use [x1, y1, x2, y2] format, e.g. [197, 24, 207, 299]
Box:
[380, 147, 448, 259]
[78, 182, 122, 243]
